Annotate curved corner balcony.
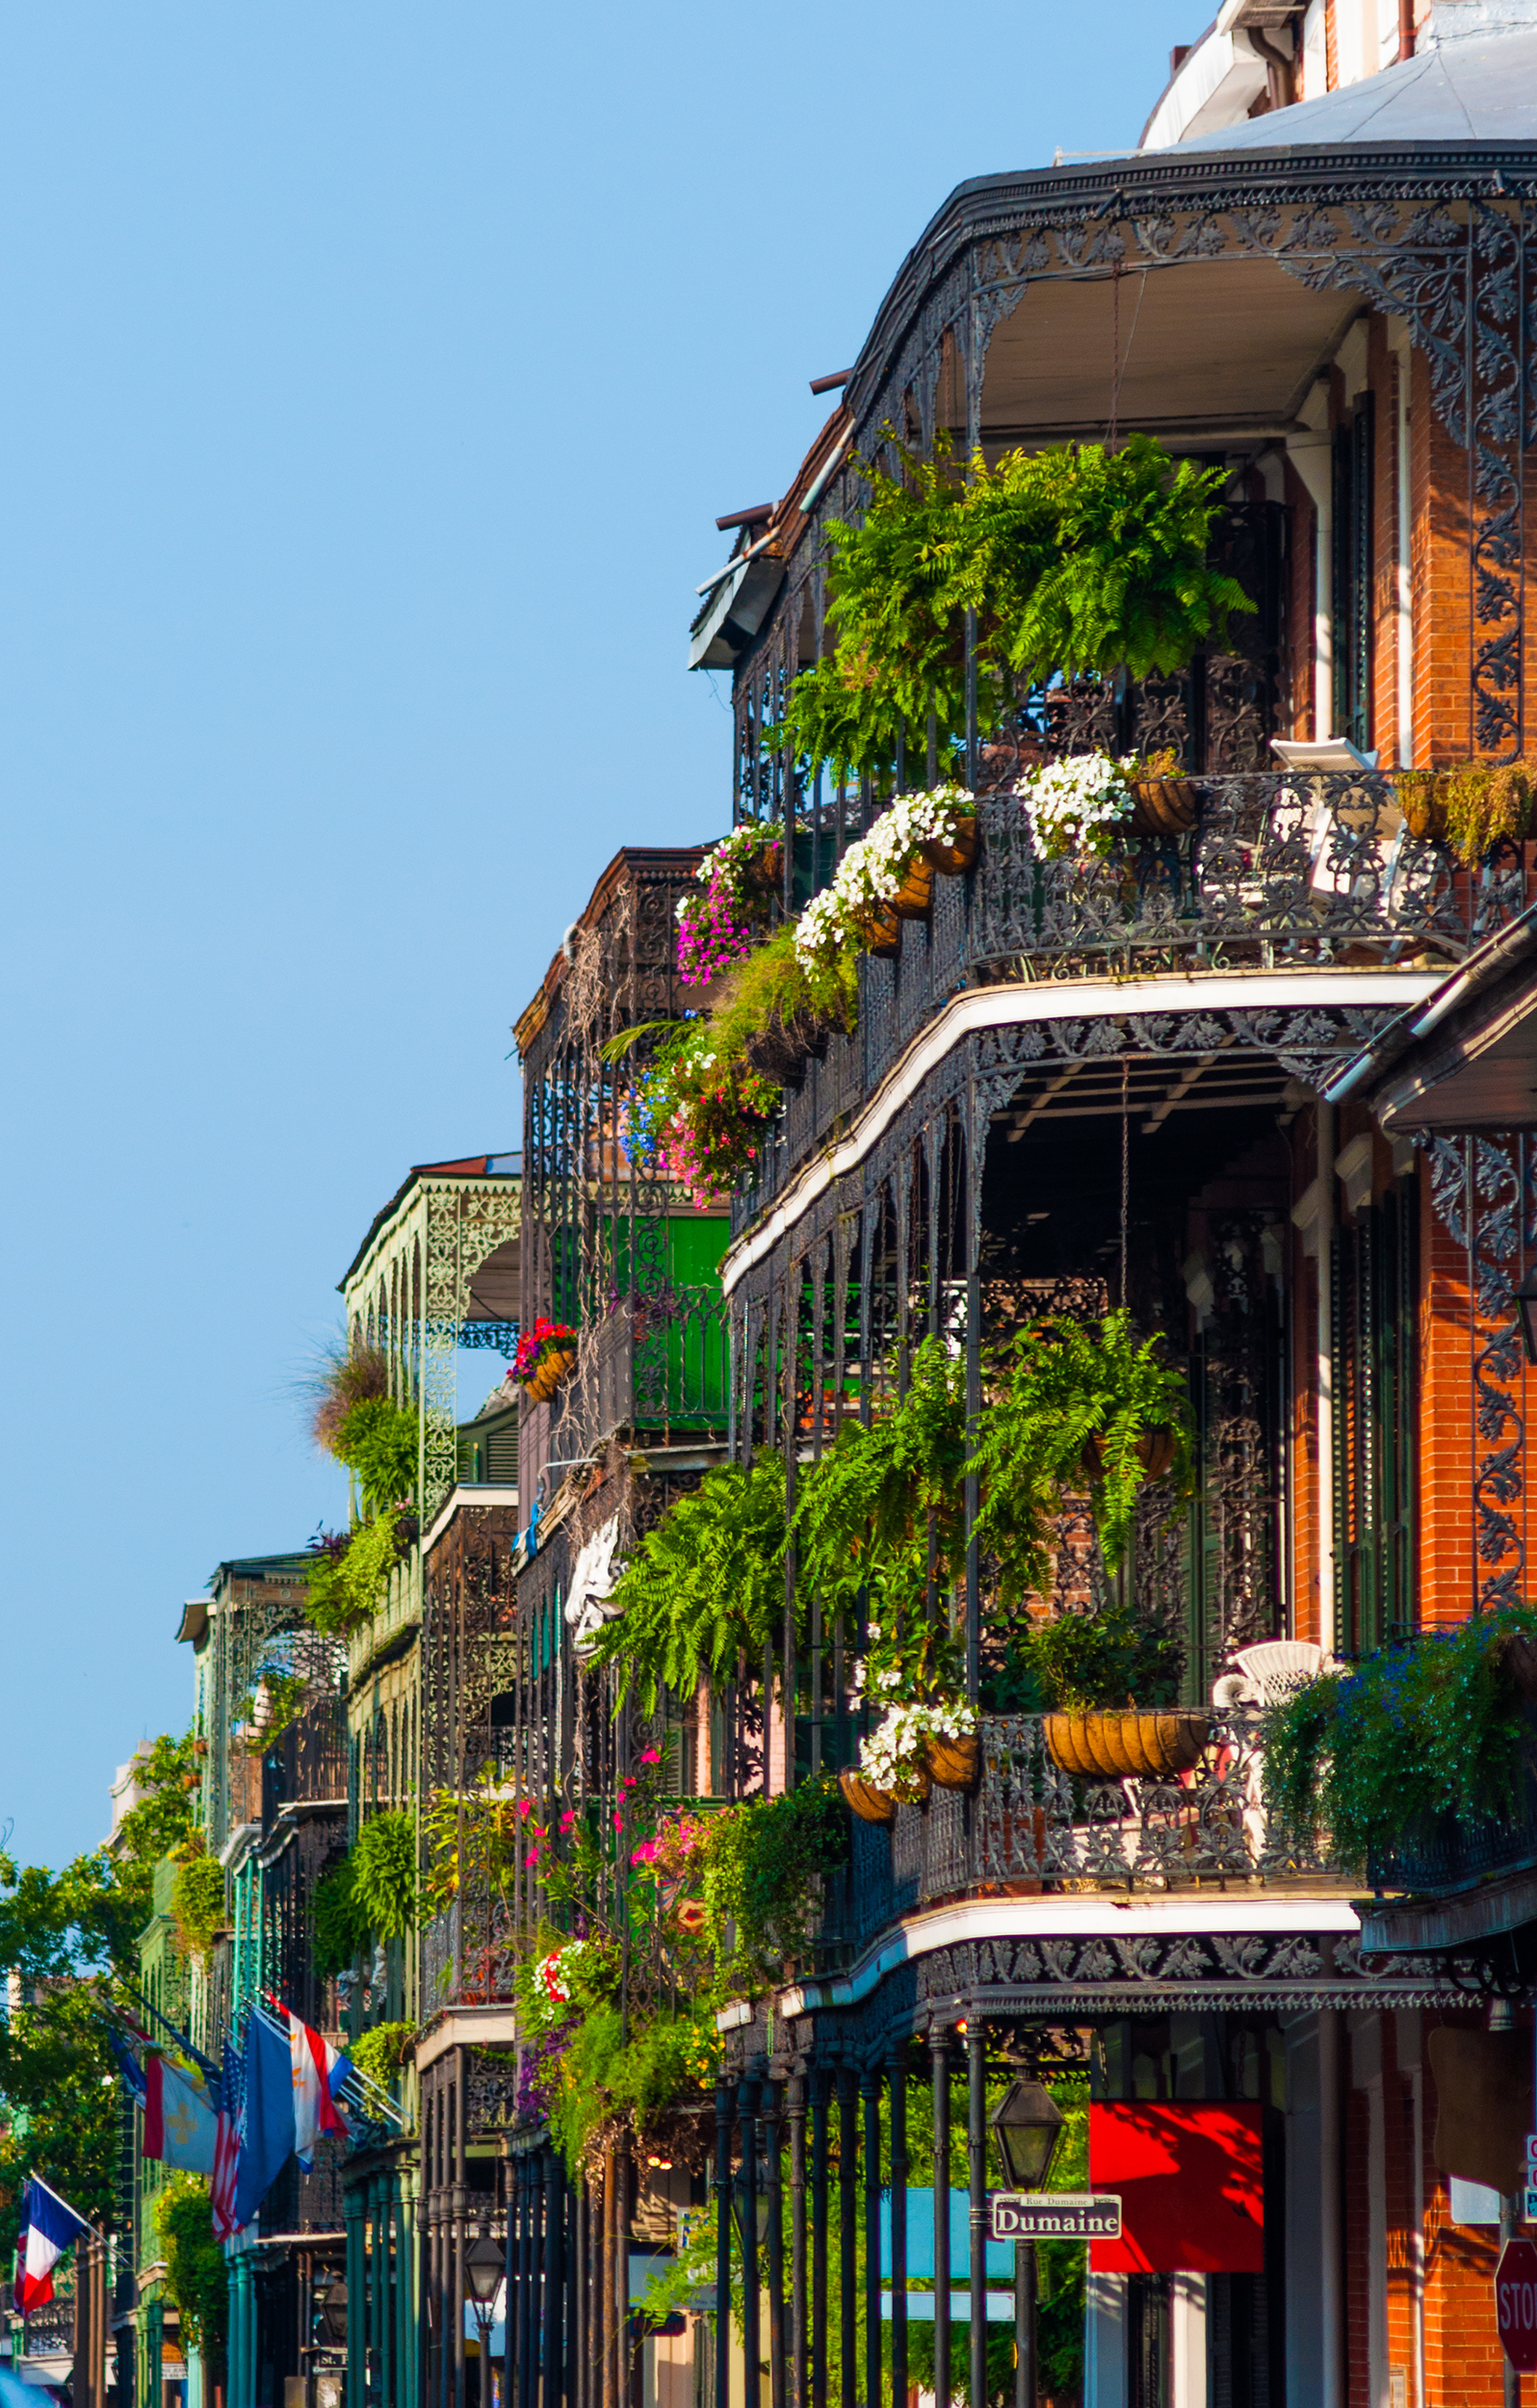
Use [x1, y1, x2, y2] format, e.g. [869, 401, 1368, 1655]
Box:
[730, 773, 1530, 1238]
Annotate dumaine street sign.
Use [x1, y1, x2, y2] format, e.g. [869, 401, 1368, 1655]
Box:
[990, 2194, 1123, 2241]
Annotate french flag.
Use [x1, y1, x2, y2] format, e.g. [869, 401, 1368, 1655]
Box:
[285, 2010, 352, 2171]
[13, 2177, 90, 2314]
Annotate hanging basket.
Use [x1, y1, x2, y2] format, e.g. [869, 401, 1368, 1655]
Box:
[921, 1732, 980, 1790]
[920, 816, 980, 876]
[839, 1771, 898, 1824]
[522, 1345, 577, 1405]
[1129, 778, 1200, 839]
[1079, 1426, 1181, 1485]
[743, 1016, 808, 1086]
[1044, 1708, 1209, 1781]
[853, 902, 901, 958]
[890, 854, 935, 921]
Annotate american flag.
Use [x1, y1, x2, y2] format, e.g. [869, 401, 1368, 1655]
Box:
[211, 2039, 242, 2242]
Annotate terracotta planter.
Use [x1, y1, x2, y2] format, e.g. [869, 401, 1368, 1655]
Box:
[522, 1345, 577, 1404]
[920, 816, 980, 875]
[854, 902, 901, 957]
[840, 1770, 898, 1824]
[1044, 1708, 1210, 1781]
[1129, 777, 1199, 839]
[922, 1731, 980, 1790]
[1079, 1426, 1181, 1484]
[891, 854, 935, 921]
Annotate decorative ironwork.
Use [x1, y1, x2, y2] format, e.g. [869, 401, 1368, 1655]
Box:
[458, 1318, 520, 1353]
[1427, 1132, 1534, 1615]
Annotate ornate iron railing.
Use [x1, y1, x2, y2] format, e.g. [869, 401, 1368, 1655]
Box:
[566, 1281, 730, 1451]
[820, 1710, 1342, 1950]
[1368, 1761, 1537, 1897]
[733, 776, 1533, 1231]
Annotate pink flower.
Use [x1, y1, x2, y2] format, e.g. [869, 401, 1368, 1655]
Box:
[560, 1810, 577, 1831]
[639, 1748, 662, 1766]
[517, 1798, 534, 1818]
[630, 1840, 660, 1866]
[612, 1811, 624, 1830]
[525, 1849, 539, 1868]
[620, 1774, 637, 1791]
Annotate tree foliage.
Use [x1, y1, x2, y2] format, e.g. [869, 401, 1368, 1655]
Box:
[155, 2173, 228, 2374]
[0, 1731, 197, 2253]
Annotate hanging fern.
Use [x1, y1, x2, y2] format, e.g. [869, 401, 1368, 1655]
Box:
[312, 1854, 372, 1976]
[792, 1336, 968, 1618]
[351, 1810, 417, 1939]
[969, 1310, 1193, 1591]
[585, 1455, 794, 1711]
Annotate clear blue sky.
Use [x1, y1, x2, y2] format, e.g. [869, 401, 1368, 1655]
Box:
[0, 3, 1185, 1868]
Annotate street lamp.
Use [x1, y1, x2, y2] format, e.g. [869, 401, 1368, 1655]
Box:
[317, 2278, 348, 2348]
[465, 2227, 505, 2402]
[990, 2079, 1064, 2191]
[990, 2077, 1064, 2408]
[1518, 1266, 1537, 1367]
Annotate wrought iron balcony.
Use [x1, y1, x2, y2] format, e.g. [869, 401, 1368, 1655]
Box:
[818, 1709, 1346, 1955]
[734, 774, 1534, 1231]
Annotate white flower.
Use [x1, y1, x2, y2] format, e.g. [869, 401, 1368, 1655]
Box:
[1016, 752, 1134, 861]
[857, 1694, 978, 1790]
[794, 785, 975, 970]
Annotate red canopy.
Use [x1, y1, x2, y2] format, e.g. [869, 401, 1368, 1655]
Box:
[1088, 2102, 1265, 2273]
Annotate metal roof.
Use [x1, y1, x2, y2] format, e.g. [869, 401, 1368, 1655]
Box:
[1164, 19, 1537, 150]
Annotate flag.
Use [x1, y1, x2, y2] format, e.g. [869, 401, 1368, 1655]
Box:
[14, 2178, 91, 2315]
[285, 2012, 351, 2171]
[211, 2042, 241, 2244]
[232, 2010, 295, 2232]
[105, 2028, 147, 2109]
[143, 2052, 219, 2178]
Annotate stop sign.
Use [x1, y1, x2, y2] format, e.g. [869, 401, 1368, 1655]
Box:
[1497, 2238, 1537, 2371]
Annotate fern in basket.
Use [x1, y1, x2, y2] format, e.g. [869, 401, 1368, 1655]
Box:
[792, 1336, 969, 1620]
[970, 1310, 1193, 1595]
[584, 1454, 794, 1711]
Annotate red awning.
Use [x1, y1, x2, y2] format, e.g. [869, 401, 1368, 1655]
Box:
[1088, 2102, 1265, 2274]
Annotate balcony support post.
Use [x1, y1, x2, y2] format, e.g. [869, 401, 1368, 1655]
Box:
[967, 2031, 988, 2408]
[741, 2080, 762, 2408]
[715, 2081, 732, 2408]
[861, 2066, 882, 2408]
[788, 2075, 809, 2408]
[545, 2145, 565, 2408]
[838, 2069, 858, 2408]
[811, 2070, 830, 2408]
[887, 2044, 908, 2408]
[766, 2079, 788, 2408]
[930, 2028, 951, 2408]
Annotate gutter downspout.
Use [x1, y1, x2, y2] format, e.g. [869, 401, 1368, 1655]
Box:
[1287, 382, 1334, 741]
[1316, 1098, 1337, 1662]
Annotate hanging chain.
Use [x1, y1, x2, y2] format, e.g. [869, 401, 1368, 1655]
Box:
[1120, 1057, 1131, 1311]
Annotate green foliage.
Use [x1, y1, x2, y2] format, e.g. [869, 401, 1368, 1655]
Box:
[155, 2173, 227, 2372]
[239, 1672, 305, 1755]
[351, 2021, 414, 2087]
[1263, 1609, 1537, 1870]
[970, 1309, 1193, 1590]
[311, 1856, 372, 1978]
[0, 1731, 196, 2252]
[332, 1397, 418, 1514]
[982, 1595, 1183, 1714]
[545, 2002, 719, 2180]
[792, 1336, 969, 1621]
[698, 1778, 848, 1981]
[350, 1812, 416, 1940]
[586, 1455, 793, 1711]
[780, 431, 1252, 777]
[169, 1846, 226, 1961]
[304, 1509, 407, 1635]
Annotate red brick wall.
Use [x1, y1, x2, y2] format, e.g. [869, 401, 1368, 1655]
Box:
[1411, 339, 1474, 766]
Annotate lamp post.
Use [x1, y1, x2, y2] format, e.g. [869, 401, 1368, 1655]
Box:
[990, 2078, 1065, 2408]
[465, 2229, 506, 2408]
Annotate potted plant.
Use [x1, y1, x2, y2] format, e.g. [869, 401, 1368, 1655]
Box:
[1126, 746, 1200, 838]
[515, 1318, 578, 1402]
[1015, 750, 1137, 860]
[675, 826, 783, 987]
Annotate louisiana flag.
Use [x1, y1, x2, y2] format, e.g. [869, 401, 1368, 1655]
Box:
[14, 2177, 91, 2314]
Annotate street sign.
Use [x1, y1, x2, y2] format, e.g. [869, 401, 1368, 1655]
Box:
[1525, 2133, 1537, 2168]
[1496, 2237, 1537, 2372]
[1525, 2187, 1537, 2227]
[991, 2193, 1122, 2241]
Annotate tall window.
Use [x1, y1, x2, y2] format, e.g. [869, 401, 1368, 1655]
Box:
[1332, 395, 1374, 750]
[1334, 1180, 1418, 1654]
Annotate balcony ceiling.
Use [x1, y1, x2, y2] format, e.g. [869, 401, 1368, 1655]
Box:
[979, 257, 1359, 446]
[465, 1235, 520, 1323]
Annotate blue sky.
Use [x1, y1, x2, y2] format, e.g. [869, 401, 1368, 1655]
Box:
[0, 2, 1184, 1867]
